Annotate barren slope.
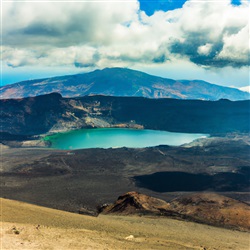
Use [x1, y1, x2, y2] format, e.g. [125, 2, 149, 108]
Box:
[1, 198, 249, 250]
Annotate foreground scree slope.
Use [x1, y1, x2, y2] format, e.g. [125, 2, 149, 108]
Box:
[1, 93, 249, 136]
[1, 198, 249, 250]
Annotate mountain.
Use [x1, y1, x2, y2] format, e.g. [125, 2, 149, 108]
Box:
[1, 68, 249, 100]
[1, 93, 249, 136]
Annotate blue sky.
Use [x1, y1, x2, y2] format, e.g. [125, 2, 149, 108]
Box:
[139, 0, 187, 15]
[1, 0, 249, 90]
[139, 0, 242, 15]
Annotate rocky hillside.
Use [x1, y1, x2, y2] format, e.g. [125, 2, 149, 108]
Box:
[101, 192, 250, 231]
[1, 93, 249, 136]
[1, 68, 249, 101]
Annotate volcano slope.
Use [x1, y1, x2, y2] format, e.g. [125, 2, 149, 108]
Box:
[1, 198, 250, 250]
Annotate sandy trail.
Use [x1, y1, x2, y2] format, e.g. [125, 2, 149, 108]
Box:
[1, 198, 249, 250]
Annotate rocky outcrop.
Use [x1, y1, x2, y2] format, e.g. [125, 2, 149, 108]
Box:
[101, 192, 250, 231]
[100, 191, 171, 215]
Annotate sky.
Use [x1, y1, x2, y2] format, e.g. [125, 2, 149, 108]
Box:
[1, 0, 249, 90]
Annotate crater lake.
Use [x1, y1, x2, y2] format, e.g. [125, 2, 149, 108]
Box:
[43, 128, 208, 150]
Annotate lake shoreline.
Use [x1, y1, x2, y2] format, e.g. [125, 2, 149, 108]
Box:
[42, 128, 208, 150]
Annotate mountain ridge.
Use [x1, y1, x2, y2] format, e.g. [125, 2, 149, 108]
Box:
[1, 93, 249, 136]
[1, 67, 249, 100]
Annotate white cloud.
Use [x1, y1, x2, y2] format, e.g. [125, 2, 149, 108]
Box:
[2, 0, 249, 72]
[198, 44, 213, 55]
[2, 47, 38, 67]
[216, 25, 249, 64]
[2, 1, 139, 47]
[239, 86, 250, 93]
[165, 0, 249, 67]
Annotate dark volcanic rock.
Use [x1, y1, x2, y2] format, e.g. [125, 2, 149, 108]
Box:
[1, 143, 249, 217]
[0, 92, 67, 135]
[1, 94, 250, 136]
[1, 68, 249, 101]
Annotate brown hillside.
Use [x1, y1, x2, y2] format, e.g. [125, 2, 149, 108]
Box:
[102, 192, 250, 231]
[169, 193, 250, 231]
[101, 191, 170, 215]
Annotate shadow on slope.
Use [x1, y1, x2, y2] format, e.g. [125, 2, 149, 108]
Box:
[134, 170, 249, 192]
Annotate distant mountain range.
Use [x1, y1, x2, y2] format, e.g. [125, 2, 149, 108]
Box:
[1, 68, 249, 101]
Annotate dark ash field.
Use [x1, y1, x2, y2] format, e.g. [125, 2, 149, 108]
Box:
[1, 135, 249, 214]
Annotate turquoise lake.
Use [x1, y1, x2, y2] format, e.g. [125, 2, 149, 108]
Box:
[44, 128, 208, 150]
